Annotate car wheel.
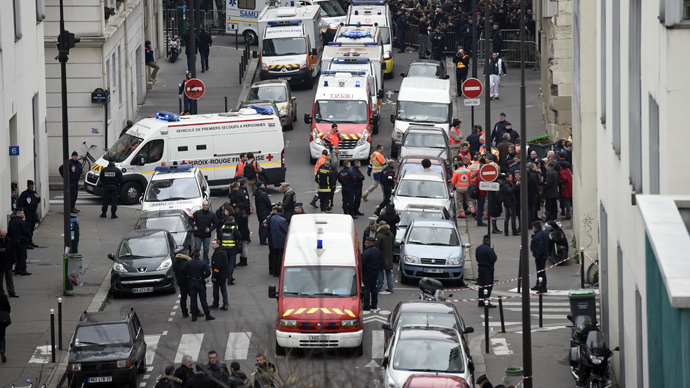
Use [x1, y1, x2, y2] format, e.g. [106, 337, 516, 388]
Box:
[275, 339, 286, 356]
[309, 154, 317, 164]
[167, 281, 177, 295]
[399, 267, 409, 285]
[120, 181, 142, 205]
[352, 342, 364, 357]
[284, 122, 294, 131]
[243, 30, 258, 45]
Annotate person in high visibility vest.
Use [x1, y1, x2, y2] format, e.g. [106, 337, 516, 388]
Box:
[310, 150, 330, 208]
[324, 124, 344, 167]
[449, 119, 463, 161]
[219, 217, 242, 287]
[453, 49, 469, 97]
[363, 145, 387, 202]
[451, 162, 474, 218]
[235, 153, 247, 182]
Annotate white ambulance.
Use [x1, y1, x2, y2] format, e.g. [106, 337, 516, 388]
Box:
[141, 165, 211, 215]
[258, 5, 323, 88]
[298, 0, 347, 42]
[84, 110, 285, 204]
[346, 0, 394, 77]
[304, 72, 377, 163]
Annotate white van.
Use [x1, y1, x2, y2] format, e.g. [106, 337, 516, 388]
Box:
[141, 165, 211, 215]
[299, 0, 347, 41]
[390, 77, 452, 158]
[84, 110, 285, 204]
[346, 0, 393, 77]
[226, 0, 294, 44]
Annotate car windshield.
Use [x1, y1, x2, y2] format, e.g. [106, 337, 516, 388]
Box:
[74, 323, 131, 346]
[136, 216, 186, 233]
[119, 235, 169, 257]
[400, 164, 445, 177]
[396, 179, 448, 199]
[397, 101, 449, 124]
[399, 210, 445, 226]
[404, 133, 446, 148]
[397, 312, 460, 332]
[319, 0, 346, 16]
[262, 37, 307, 56]
[408, 65, 440, 78]
[282, 266, 358, 297]
[145, 178, 201, 202]
[315, 100, 368, 124]
[407, 226, 459, 246]
[108, 134, 144, 163]
[393, 337, 465, 372]
[248, 86, 287, 103]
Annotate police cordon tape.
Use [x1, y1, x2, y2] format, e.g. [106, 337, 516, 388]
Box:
[514, 375, 532, 388]
[584, 251, 599, 267]
[442, 252, 577, 293]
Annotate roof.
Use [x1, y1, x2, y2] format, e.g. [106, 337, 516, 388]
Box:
[138, 209, 189, 219]
[251, 79, 290, 87]
[400, 170, 446, 182]
[401, 155, 445, 165]
[409, 219, 457, 229]
[409, 59, 444, 67]
[397, 300, 456, 314]
[397, 326, 458, 341]
[260, 5, 320, 20]
[406, 126, 446, 135]
[78, 309, 135, 326]
[398, 78, 451, 103]
[283, 214, 357, 267]
[122, 229, 169, 240]
[129, 111, 280, 139]
[402, 204, 448, 212]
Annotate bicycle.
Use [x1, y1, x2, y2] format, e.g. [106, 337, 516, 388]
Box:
[77, 142, 99, 179]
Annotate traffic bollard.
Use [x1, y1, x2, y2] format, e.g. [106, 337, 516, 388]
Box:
[178, 85, 183, 113]
[538, 277, 544, 328]
[224, 96, 228, 112]
[580, 248, 585, 288]
[235, 29, 239, 50]
[50, 309, 56, 363]
[58, 298, 63, 350]
[498, 297, 506, 333]
[239, 62, 243, 84]
[484, 289, 490, 354]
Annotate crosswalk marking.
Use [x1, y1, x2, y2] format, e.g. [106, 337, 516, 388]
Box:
[225, 332, 252, 360]
[28, 345, 53, 364]
[145, 335, 161, 365]
[490, 338, 513, 355]
[371, 330, 384, 359]
[175, 333, 204, 364]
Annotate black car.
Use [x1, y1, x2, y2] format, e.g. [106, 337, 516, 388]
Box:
[108, 229, 178, 297]
[400, 59, 449, 79]
[135, 209, 194, 251]
[66, 308, 147, 388]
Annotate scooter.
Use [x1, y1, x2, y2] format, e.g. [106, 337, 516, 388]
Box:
[544, 220, 569, 265]
[567, 315, 616, 388]
[419, 277, 452, 302]
[167, 34, 181, 63]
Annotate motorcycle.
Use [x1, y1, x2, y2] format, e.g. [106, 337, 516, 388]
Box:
[567, 315, 616, 388]
[543, 220, 569, 265]
[167, 34, 181, 63]
[419, 277, 452, 302]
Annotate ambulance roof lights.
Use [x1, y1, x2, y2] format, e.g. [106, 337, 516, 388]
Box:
[351, 0, 386, 4]
[327, 42, 342, 46]
[267, 20, 302, 26]
[324, 80, 329, 86]
[321, 70, 366, 76]
[354, 10, 358, 15]
[340, 31, 371, 38]
[355, 81, 361, 87]
[154, 165, 193, 173]
[377, 10, 382, 14]
[365, 42, 378, 46]
[332, 57, 370, 63]
[249, 105, 275, 115]
[156, 111, 180, 122]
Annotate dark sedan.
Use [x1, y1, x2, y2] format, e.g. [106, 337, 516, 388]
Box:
[135, 210, 194, 252]
[108, 229, 178, 297]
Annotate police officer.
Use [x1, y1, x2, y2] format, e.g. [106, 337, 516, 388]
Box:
[59, 151, 83, 213]
[351, 160, 365, 216]
[181, 251, 215, 321]
[361, 237, 382, 311]
[219, 216, 241, 286]
[18, 180, 41, 247]
[453, 49, 470, 96]
[429, 26, 446, 61]
[338, 161, 356, 218]
[530, 221, 549, 293]
[316, 160, 333, 213]
[476, 235, 497, 308]
[209, 240, 230, 310]
[99, 156, 123, 219]
[375, 160, 395, 217]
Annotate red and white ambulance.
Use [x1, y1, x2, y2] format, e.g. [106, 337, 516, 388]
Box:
[268, 214, 363, 356]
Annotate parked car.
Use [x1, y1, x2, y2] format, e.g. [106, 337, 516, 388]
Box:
[399, 219, 469, 285]
[66, 308, 147, 388]
[400, 59, 448, 79]
[135, 209, 194, 251]
[396, 155, 450, 186]
[108, 229, 178, 297]
[394, 204, 450, 258]
[382, 326, 472, 388]
[392, 170, 453, 218]
[398, 126, 450, 166]
[247, 79, 297, 130]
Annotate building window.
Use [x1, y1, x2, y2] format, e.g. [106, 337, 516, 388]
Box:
[117, 46, 122, 104]
[612, 0, 621, 156]
[685, 0, 690, 19]
[36, 0, 46, 22]
[600, 203, 609, 340]
[629, 0, 642, 193]
[600, 0, 606, 125]
[649, 95, 660, 194]
[13, 0, 23, 40]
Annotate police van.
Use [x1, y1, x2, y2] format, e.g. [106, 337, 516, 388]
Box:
[304, 71, 377, 163]
[268, 214, 363, 356]
[346, 0, 394, 77]
[141, 165, 210, 215]
[84, 110, 285, 204]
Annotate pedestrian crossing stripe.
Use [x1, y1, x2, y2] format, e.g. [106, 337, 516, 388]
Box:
[283, 307, 355, 316]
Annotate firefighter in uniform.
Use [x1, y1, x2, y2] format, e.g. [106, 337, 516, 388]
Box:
[375, 160, 396, 216]
[338, 161, 356, 217]
[316, 160, 333, 213]
[310, 150, 329, 208]
[451, 162, 473, 218]
[453, 49, 469, 96]
[449, 120, 463, 161]
[219, 216, 241, 286]
[99, 156, 123, 219]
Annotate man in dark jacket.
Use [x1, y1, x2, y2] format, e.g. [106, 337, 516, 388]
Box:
[198, 28, 213, 73]
[254, 181, 272, 244]
[526, 163, 540, 223]
[376, 204, 401, 237]
[174, 356, 196, 388]
[361, 237, 382, 310]
[205, 350, 231, 388]
[269, 207, 289, 276]
[186, 364, 214, 388]
[180, 252, 215, 322]
[0, 229, 16, 297]
[19, 180, 41, 246]
[237, 178, 251, 213]
[58, 151, 83, 213]
[316, 160, 333, 213]
[466, 126, 481, 157]
[530, 221, 549, 293]
[429, 26, 446, 60]
[99, 159, 123, 219]
[192, 201, 218, 265]
[351, 160, 366, 216]
[279, 183, 296, 222]
[253, 354, 277, 388]
[338, 161, 356, 217]
[498, 175, 518, 236]
[228, 361, 249, 388]
[476, 235, 497, 307]
[375, 160, 396, 216]
[491, 23, 504, 56]
[543, 161, 560, 221]
[263, 205, 278, 275]
[375, 222, 395, 293]
[219, 217, 241, 286]
[210, 241, 230, 310]
[396, 11, 408, 53]
[184, 30, 201, 72]
[8, 210, 31, 276]
[173, 250, 192, 317]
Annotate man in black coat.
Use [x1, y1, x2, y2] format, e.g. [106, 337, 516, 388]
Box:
[0, 230, 16, 297]
[254, 181, 272, 244]
[205, 350, 231, 388]
[18, 180, 41, 246]
[99, 159, 123, 219]
[466, 126, 481, 157]
[198, 28, 213, 72]
[429, 26, 446, 60]
[8, 210, 31, 276]
[59, 151, 83, 213]
[475, 235, 497, 308]
[543, 161, 560, 221]
[210, 240, 230, 310]
[530, 221, 549, 293]
[498, 175, 518, 236]
[375, 161, 396, 216]
[526, 163, 540, 223]
[351, 160, 366, 216]
[173, 250, 192, 317]
[184, 30, 201, 72]
[361, 237, 382, 311]
[180, 252, 215, 322]
[338, 161, 356, 217]
[491, 23, 504, 56]
[218, 217, 241, 286]
[192, 201, 218, 265]
[279, 183, 296, 222]
[174, 356, 195, 388]
[186, 364, 214, 388]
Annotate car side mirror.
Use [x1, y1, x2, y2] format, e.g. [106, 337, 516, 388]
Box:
[443, 74, 450, 79]
[291, 96, 297, 102]
[268, 285, 278, 299]
[464, 326, 474, 334]
[464, 243, 471, 248]
[107, 253, 115, 261]
[381, 322, 391, 331]
[377, 89, 383, 99]
[304, 113, 312, 125]
[400, 72, 406, 77]
[311, 48, 317, 56]
[390, 114, 395, 123]
[381, 356, 389, 368]
[393, 89, 399, 94]
[370, 113, 379, 125]
[136, 156, 145, 166]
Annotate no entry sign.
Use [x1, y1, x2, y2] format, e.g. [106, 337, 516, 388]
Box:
[462, 78, 483, 99]
[479, 163, 499, 182]
[184, 78, 205, 100]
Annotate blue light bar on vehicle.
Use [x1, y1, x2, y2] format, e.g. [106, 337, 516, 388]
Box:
[355, 81, 361, 87]
[156, 111, 180, 122]
[267, 20, 302, 26]
[332, 57, 370, 63]
[250, 105, 275, 115]
[351, 0, 386, 4]
[154, 165, 194, 173]
[321, 70, 367, 75]
[378, 10, 382, 14]
[354, 10, 358, 15]
[365, 42, 378, 46]
[327, 42, 342, 46]
[340, 31, 371, 38]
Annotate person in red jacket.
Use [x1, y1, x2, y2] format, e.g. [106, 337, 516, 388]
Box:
[558, 162, 573, 220]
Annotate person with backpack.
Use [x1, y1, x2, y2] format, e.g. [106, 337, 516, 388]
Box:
[243, 153, 262, 213]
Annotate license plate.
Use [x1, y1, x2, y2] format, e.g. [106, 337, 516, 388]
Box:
[132, 287, 153, 293]
[88, 377, 112, 383]
[424, 268, 443, 274]
[309, 335, 328, 341]
[339, 152, 351, 158]
[86, 185, 93, 192]
[279, 77, 292, 80]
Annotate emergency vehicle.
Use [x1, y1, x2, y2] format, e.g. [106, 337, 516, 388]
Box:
[298, 0, 347, 41]
[84, 110, 285, 205]
[346, 0, 394, 76]
[268, 214, 363, 356]
[141, 165, 210, 215]
[258, 5, 323, 88]
[304, 71, 377, 163]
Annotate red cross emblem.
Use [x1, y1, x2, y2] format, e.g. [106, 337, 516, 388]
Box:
[266, 154, 274, 161]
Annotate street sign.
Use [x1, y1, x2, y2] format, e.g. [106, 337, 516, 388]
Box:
[464, 98, 480, 106]
[479, 163, 499, 182]
[479, 181, 500, 191]
[9, 146, 19, 156]
[91, 88, 110, 104]
[184, 78, 205, 99]
[462, 78, 483, 99]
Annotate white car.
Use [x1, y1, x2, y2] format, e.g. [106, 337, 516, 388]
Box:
[392, 170, 454, 218]
[141, 165, 210, 215]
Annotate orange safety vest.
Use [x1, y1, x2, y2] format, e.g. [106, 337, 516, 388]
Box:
[314, 154, 328, 174]
[369, 151, 386, 174]
[325, 131, 341, 148]
[451, 168, 471, 192]
[456, 55, 468, 69]
[236, 160, 245, 178]
[449, 127, 462, 148]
